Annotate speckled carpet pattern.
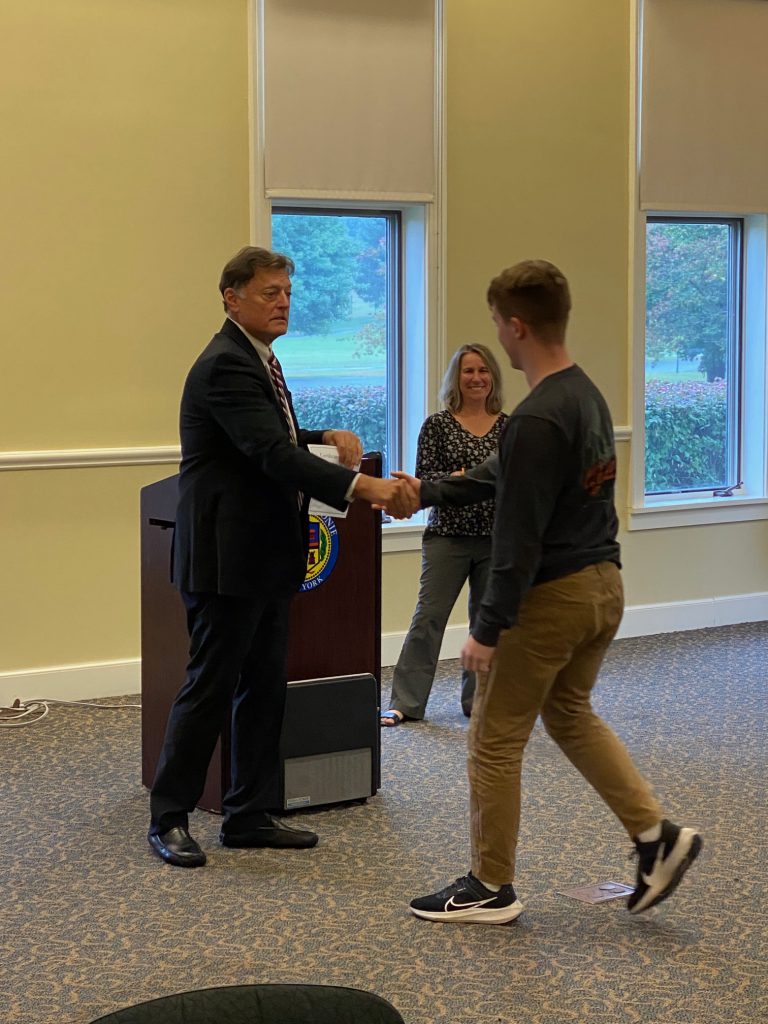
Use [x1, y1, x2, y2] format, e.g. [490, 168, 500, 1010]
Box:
[1, 623, 766, 1024]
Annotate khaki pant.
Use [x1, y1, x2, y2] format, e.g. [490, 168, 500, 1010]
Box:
[468, 562, 662, 885]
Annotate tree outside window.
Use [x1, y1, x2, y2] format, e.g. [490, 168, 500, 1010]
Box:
[645, 219, 741, 494]
[271, 209, 397, 472]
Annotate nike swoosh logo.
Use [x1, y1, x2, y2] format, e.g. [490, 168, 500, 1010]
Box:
[445, 895, 495, 911]
[641, 847, 665, 884]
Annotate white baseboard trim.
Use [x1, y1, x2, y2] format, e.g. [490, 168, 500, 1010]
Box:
[614, 590, 768, 638]
[0, 659, 141, 707]
[3, 591, 767, 704]
[382, 589, 768, 665]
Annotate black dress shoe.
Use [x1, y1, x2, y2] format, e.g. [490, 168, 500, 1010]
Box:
[148, 826, 207, 867]
[220, 814, 318, 849]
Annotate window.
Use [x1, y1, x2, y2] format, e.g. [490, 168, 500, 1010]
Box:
[272, 208, 401, 476]
[644, 218, 742, 497]
[631, 213, 768, 530]
[632, 1, 768, 530]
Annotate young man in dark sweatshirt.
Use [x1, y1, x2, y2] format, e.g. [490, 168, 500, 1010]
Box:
[399, 260, 701, 924]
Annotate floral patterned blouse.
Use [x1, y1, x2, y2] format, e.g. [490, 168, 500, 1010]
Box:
[415, 409, 507, 537]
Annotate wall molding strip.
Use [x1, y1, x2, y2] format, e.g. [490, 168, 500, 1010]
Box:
[0, 428, 630, 474]
[0, 446, 181, 471]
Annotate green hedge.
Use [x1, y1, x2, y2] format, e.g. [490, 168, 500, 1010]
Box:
[645, 380, 727, 492]
[292, 384, 387, 460]
[294, 381, 728, 494]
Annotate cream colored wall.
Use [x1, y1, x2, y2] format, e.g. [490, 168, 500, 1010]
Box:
[616, 445, 768, 606]
[442, 0, 768, 614]
[391, 0, 636, 636]
[2, 0, 766, 678]
[2, 465, 170, 670]
[445, 0, 629, 423]
[0, 1, 250, 672]
[386, 0, 635, 638]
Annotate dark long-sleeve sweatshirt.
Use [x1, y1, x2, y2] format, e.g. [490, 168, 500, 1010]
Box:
[420, 365, 620, 647]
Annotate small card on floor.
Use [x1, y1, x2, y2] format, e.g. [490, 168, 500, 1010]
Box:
[557, 881, 635, 904]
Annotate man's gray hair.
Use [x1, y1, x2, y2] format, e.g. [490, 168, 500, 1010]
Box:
[219, 246, 295, 308]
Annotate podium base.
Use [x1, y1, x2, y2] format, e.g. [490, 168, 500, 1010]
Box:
[284, 748, 372, 809]
[279, 674, 379, 811]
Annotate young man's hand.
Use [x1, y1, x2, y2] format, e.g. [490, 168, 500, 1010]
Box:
[353, 475, 419, 519]
[461, 635, 496, 674]
[391, 471, 421, 511]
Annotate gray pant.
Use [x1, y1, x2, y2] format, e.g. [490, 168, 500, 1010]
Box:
[388, 534, 492, 719]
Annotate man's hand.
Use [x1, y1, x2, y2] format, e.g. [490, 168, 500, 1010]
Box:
[353, 475, 419, 519]
[323, 429, 363, 469]
[461, 635, 496, 674]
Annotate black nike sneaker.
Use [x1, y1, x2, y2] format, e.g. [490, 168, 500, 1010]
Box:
[627, 820, 702, 914]
[409, 873, 523, 924]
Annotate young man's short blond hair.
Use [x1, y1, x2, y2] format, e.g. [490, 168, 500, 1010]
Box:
[487, 260, 571, 339]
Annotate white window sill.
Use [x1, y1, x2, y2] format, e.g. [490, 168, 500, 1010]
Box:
[382, 516, 426, 552]
[628, 495, 768, 531]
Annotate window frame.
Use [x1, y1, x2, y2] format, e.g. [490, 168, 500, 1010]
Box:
[271, 205, 403, 474]
[263, 197, 440, 548]
[248, 0, 445, 551]
[643, 214, 743, 499]
[630, 211, 768, 531]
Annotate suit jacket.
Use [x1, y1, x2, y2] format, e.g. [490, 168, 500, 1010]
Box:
[173, 319, 356, 599]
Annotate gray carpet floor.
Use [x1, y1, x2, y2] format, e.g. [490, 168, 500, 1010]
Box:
[1, 623, 766, 1023]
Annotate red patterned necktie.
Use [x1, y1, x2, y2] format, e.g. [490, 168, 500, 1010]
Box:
[267, 352, 298, 445]
[267, 352, 303, 509]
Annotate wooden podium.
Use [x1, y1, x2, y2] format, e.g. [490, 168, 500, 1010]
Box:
[140, 455, 383, 813]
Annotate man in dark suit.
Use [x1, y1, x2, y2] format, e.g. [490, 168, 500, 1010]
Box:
[148, 245, 414, 867]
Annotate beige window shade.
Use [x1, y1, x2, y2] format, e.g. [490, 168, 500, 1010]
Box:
[640, 0, 768, 212]
[263, 0, 436, 198]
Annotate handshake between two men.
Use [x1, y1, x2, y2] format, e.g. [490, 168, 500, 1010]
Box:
[352, 471, 421, 520]
[323, 429, 422, 520]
